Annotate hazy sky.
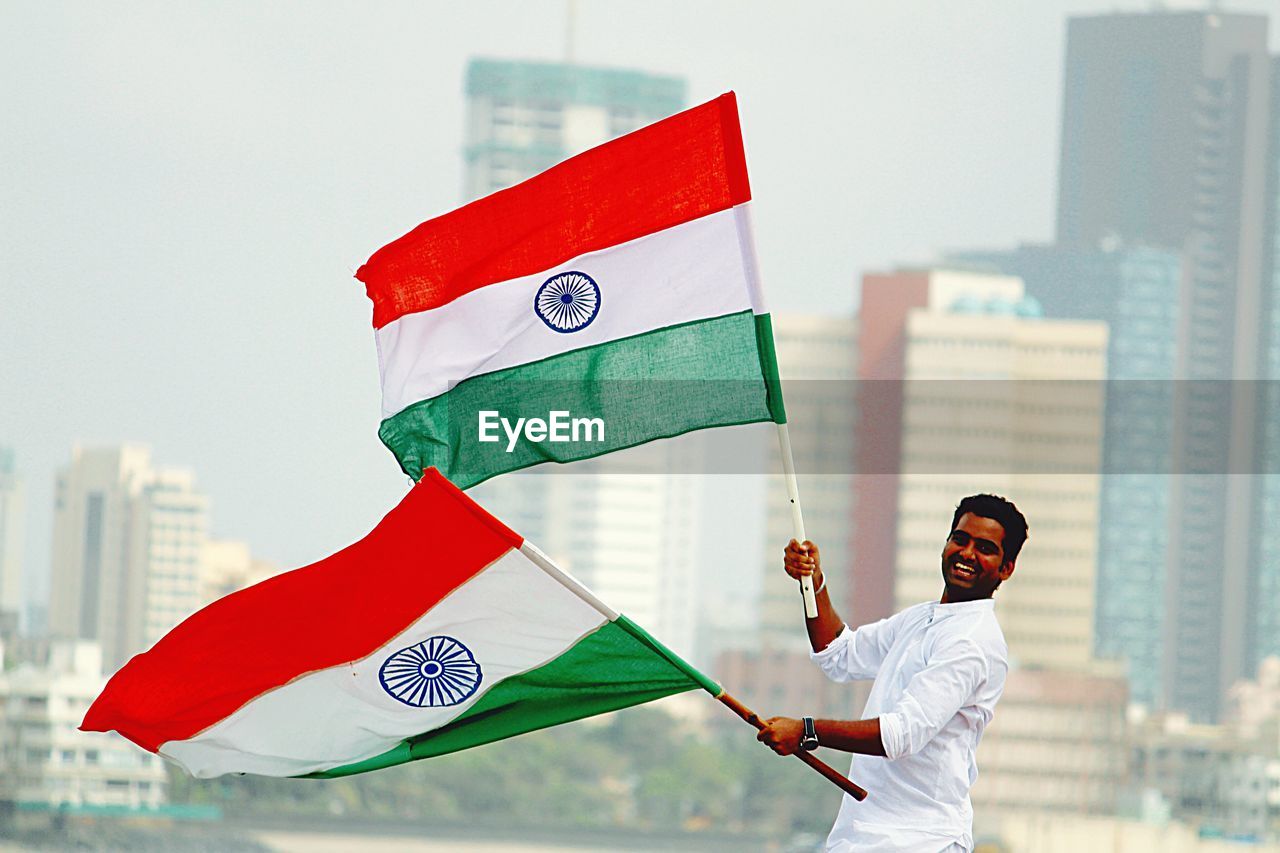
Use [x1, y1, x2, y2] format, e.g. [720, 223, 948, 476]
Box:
[3, 1, 1277, 608]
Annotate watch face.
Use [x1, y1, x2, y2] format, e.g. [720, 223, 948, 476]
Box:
[801, 716, 818, 750]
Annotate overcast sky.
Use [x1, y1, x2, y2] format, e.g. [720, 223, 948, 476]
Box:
[3, 1, 1276, 610]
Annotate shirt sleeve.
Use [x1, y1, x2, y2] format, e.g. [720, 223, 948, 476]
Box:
[809, 613, 901, 683]
[878, 637, 989, 759]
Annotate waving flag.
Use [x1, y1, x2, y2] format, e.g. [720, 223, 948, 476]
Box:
[358, 92, 785, 488]
[81, 469, 718, 779]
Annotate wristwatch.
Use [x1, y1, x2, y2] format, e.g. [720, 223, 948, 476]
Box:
[801, 716, 819, 751]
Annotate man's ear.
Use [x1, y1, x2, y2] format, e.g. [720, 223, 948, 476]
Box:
[999, 560, 1016, 582]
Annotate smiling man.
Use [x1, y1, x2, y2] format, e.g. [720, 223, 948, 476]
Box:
[758, 494, 1027, 853]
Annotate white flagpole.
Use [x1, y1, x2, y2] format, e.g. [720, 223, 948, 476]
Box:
[777, 423, 816, 617]
[519, 540, 619, 621]
[735, 202, 817, 619]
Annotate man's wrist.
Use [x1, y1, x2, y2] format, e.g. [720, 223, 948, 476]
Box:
[801, 716, 819, 751]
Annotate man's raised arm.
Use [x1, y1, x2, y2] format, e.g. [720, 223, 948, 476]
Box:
[784, 539, 845, 653]
[759, 541, 896, 759]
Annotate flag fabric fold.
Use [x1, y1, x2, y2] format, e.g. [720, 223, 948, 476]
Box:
[357, 92, 787, 488]
[82, 469, 717, 779]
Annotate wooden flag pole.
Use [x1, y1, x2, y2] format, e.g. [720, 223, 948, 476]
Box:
[519, 540, 865, 799]
[777, 423, 817, 617]
[717, 690, 868, 801]
[766, 430, 867, 798]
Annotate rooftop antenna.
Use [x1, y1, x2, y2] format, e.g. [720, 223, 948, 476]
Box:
[565, 0, 577, 64]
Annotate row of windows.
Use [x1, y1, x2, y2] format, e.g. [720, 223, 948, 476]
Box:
[912, 337, 1104, 358]
[6, 747, 154, 769]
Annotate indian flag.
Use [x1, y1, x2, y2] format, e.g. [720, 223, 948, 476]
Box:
[358, 92, 785, 488]
[81, 469, 719, 779]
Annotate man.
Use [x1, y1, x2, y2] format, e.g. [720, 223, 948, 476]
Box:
[756, 494, 1027, 852]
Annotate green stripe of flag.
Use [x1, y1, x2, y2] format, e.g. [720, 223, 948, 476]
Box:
[307, 617, 717, 779]
[380, 311, 787, 488]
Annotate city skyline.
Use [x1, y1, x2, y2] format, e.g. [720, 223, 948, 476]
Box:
[7, 1, 1280, 609]
[0, 1, 1275, 694]
[7, 4, 1280, 844]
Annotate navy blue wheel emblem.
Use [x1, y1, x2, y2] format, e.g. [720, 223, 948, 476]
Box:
[534, 271, 601, 333]
[379, 635, 483, 708]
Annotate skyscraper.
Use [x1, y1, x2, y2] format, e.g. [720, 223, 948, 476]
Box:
[463, 59, 685, 198]
[0, 446, 23, 629]
[1247, 50, 1280, 688]
[133, 468, 207, 653]
[1054, 10, 1273, 719]
[49, 446, 208, 673]
[1057, 13, 1271, 308]
[852, 269, 1039, 629]
[854, 269, 1109, 670]
[459, 58, 704, 658]
[947, 242, 1183, 707]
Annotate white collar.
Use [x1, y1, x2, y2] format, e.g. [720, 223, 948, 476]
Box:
[931, 597, 996, 620]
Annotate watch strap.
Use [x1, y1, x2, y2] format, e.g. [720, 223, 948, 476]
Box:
[802, 716, 818, 750]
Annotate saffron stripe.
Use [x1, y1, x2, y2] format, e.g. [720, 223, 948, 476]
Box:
[81, 471, 520, 753]
[358, 93, 751, 329]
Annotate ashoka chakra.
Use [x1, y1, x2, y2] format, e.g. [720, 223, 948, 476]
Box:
[378, 635, 483, 708]
[534, 271, 601, 333]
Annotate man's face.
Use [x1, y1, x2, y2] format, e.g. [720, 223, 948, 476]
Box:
[940, 512, 1015, 602]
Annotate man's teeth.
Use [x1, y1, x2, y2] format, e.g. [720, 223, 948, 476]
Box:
[952, 563, 977, 574]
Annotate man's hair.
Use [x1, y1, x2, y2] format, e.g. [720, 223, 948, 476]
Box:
[950, 494, 1029, 563]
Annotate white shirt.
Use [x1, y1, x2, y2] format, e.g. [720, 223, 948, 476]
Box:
[810, 598, 1008, 853]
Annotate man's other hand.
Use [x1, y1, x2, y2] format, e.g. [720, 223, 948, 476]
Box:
[757, 716, 805, 756]
[784, 539, 822, 589]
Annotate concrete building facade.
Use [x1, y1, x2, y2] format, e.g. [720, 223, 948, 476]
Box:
[0, 446, 23, 628]
[972, 665, 1129, 816]
[0, 640, 165, 812]
[1128, 710, 1280, 841]
[854, 268, 1108, 671]
[198, 538, 280, 606]
[49, 446, 208, 673]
